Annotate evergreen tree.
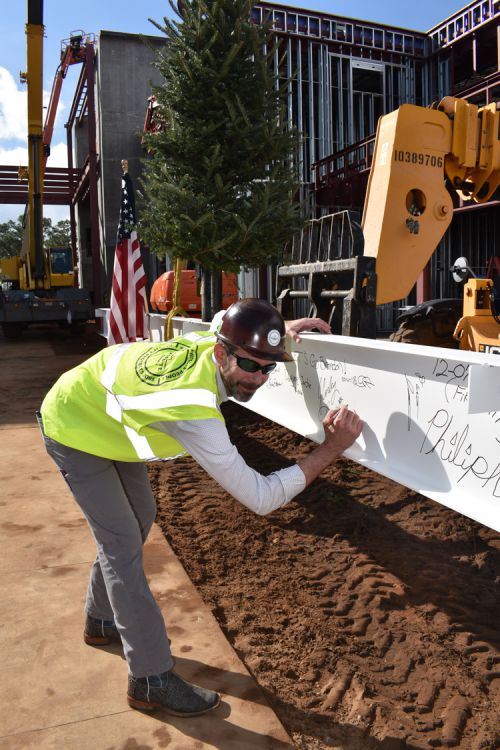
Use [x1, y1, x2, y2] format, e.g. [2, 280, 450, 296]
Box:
[140, 0, 302, 277]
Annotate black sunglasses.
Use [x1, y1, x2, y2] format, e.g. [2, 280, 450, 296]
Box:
[224, 345, 277, 375]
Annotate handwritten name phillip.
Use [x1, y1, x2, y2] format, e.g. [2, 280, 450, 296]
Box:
[421, 408, 500, 497]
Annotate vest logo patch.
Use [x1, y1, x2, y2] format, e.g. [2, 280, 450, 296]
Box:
[135, 342, 197, 386]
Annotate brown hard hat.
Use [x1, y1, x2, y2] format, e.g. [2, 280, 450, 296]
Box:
[216, 298, 292, 362]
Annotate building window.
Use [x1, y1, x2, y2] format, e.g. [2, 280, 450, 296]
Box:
[274, 11, 285, 31]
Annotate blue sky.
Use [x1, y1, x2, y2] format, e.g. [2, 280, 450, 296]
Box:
[1, 0, 468, 223]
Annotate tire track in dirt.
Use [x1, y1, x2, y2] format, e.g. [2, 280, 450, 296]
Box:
[152, 402, 500, 750]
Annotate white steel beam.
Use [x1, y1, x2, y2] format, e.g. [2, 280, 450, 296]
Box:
[249, 334, 500, 532]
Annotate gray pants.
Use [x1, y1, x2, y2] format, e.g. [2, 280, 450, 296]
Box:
[38, 415, 174, 678]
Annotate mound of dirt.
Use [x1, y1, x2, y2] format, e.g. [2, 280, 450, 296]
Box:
[150, 401, 500, 750]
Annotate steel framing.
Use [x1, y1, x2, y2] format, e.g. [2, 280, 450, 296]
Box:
[255, 1, 428, 188]
[0, 165, 81, 205]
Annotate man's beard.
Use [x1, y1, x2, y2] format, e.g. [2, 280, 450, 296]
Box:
[221, 370, 259, 403]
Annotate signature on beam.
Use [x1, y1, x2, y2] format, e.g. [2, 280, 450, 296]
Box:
[405, 373, 426, 430]
[320, 377, 342, 403]
[432, 358, 469, 403]
[421, 408, 500, 497]
[302, 352, 347, 375]
[341, 374, 375, 389]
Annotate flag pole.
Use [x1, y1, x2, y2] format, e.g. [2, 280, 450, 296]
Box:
[120, 159, 149, 341]
[164, 257, 188, 341]
[107, 160, 148, 345]
[121, 158, 149, 339]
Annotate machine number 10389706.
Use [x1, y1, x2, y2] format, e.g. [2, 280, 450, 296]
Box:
[394, 150, 444, 168]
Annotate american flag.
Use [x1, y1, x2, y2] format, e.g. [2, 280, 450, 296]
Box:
[107, 170, 148, 344]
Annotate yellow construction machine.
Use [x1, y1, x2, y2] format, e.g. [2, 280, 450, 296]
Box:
[277, 95, 500, 353]
[0, 1, 93, 338]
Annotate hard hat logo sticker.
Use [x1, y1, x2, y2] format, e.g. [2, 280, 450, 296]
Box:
[267, 329, 281, 347]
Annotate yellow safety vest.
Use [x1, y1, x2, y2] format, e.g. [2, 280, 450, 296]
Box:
[41, 331, 223, 462]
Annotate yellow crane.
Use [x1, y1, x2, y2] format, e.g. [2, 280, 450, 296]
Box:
[0, 0, 93, 338]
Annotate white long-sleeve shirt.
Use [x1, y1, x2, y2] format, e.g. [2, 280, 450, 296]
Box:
[152, 365, 306, 516]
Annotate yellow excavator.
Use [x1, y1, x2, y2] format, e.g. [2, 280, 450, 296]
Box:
[277, 95, 500, 353]
[0, 0, 93, 338]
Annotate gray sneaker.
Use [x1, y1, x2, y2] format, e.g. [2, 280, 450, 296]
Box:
[84, 615, 120, 646]
[127, 670, 220, 716]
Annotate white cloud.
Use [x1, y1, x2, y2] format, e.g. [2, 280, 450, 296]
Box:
[0, 67, 27, 141]
[46, 141, 68, 167]
[0, 144, 28, 166]
[0, 66, 66, 144]
[0, 139, 67, 167]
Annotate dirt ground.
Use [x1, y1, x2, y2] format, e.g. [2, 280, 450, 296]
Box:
[151, 401, 500, 750]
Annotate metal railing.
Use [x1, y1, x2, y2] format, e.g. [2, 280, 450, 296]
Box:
[253, 3, 427, 57]
[428, 0, 499, 50]
[313, 136, 375, 193]
[0, 165, 82, 205]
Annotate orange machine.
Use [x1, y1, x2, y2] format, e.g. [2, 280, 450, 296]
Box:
[150, 270, 238, 316]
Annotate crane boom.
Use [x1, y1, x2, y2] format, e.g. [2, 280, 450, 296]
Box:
[42, 32, 89, 169]
[25, 0, 44, 282]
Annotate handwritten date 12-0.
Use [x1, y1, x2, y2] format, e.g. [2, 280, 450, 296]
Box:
[433, 358, 469, 402]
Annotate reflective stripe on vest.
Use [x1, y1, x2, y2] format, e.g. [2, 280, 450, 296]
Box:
[116, 389, 218, 412]
[183, 332, 217, 343]
[123, 425, 157, 461]
[99, 337, 219, 460]
[122, 425, 187, 462]
[101, 343, 133, 391]
[101, 344, 133, 422]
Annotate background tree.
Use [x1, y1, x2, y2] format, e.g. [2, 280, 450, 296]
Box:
[44, 218, 71, 248]
[0, 218, 23, 259]
[0, 215, 71, 259]
[140, 0, 303, 318]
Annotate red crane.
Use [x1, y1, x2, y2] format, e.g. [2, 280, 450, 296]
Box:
[42, 31, 94, 168]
